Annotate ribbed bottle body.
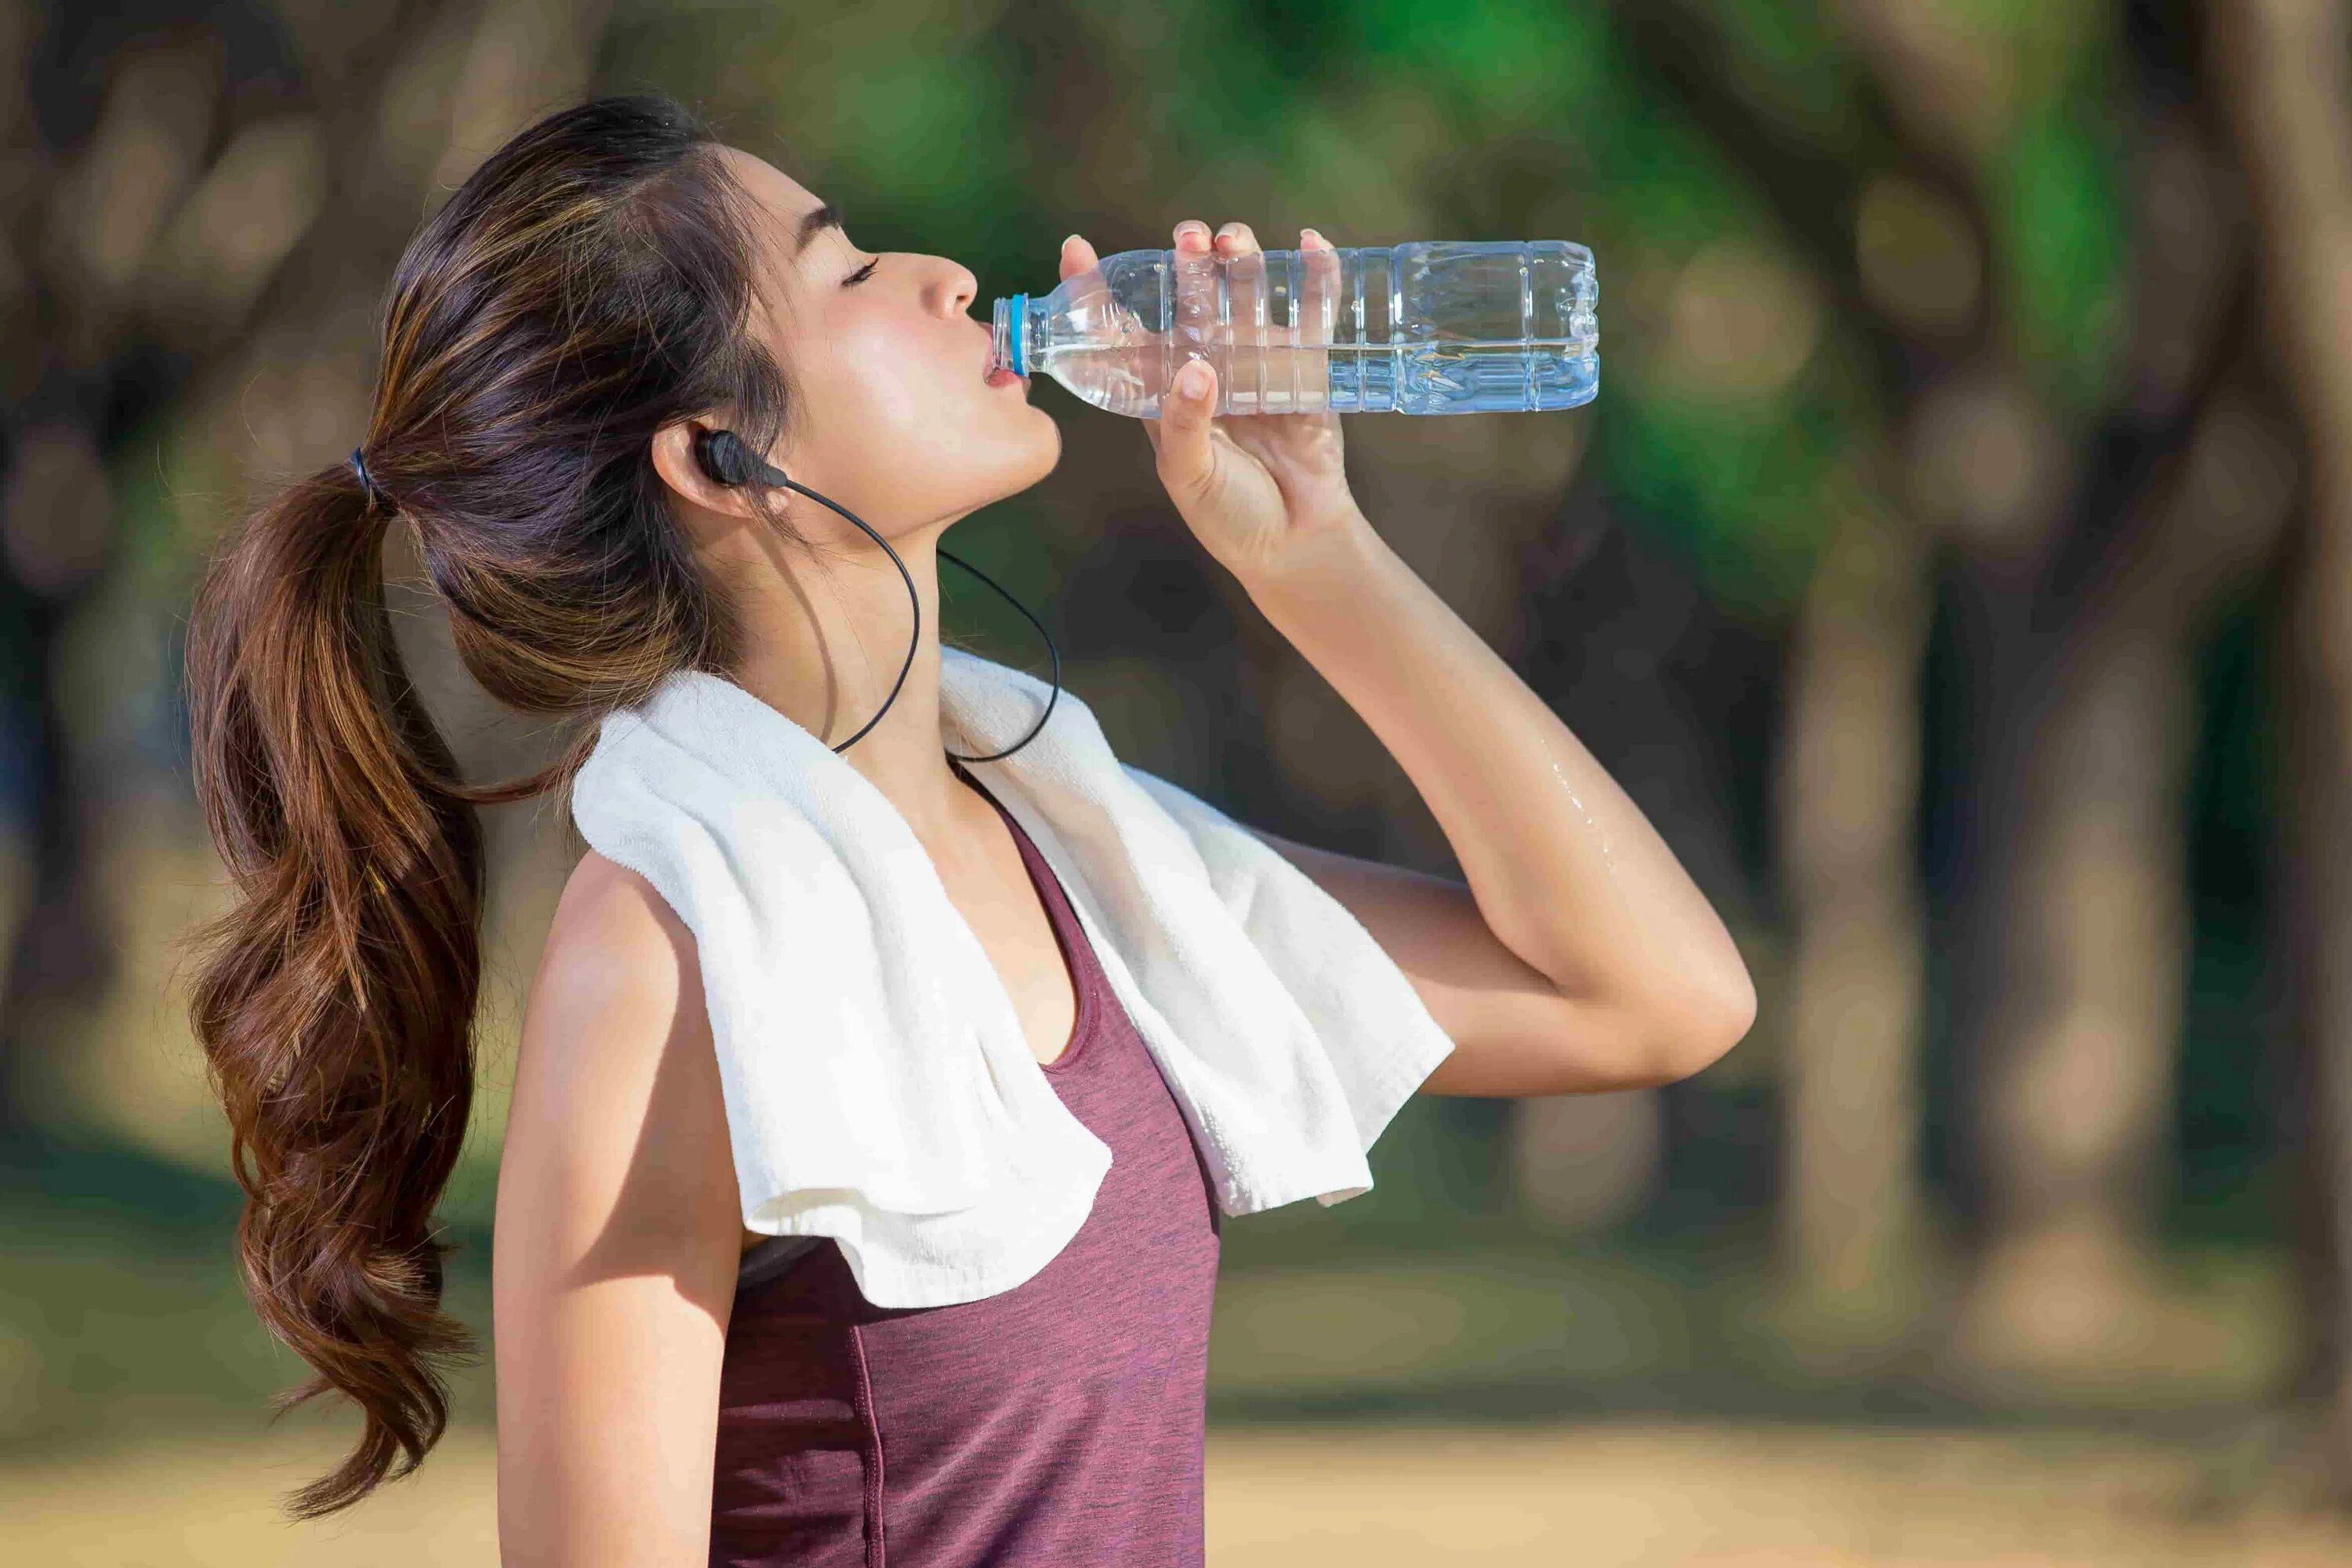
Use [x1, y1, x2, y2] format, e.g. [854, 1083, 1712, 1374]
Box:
[992, 240, 1597, 418]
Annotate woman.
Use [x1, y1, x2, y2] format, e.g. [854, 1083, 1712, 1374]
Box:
[183, 93, 1753, 1564]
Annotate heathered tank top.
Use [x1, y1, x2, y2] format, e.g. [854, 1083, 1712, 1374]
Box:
[710, 759, 1225, 1567]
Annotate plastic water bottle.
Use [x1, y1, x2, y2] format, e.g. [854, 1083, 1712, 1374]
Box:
[988, 240, 1596, 418]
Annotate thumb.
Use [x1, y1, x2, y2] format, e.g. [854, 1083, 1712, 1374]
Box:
[1155, 358, 1218, 503]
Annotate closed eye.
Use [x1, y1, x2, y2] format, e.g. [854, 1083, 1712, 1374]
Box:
[845, 256, 879, 285]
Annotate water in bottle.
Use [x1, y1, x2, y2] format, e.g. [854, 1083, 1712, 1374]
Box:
[988, 240, 1597, 418]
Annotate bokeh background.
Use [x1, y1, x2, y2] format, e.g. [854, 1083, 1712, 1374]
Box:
[8, 1, 2352, 1563]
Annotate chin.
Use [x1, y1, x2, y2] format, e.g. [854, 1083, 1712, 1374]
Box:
[946, 442, 1059, 521]
[1001, 409, 1062, 488]
[1025, 407, 1063, 469]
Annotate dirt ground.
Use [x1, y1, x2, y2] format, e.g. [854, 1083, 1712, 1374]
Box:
[7, 1419, 2352, 1566]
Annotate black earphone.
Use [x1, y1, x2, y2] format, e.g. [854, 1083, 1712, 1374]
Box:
[691, 426, 1060, 761]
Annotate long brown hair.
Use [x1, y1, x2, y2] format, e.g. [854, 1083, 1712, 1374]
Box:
[181, 93, 799, 1518]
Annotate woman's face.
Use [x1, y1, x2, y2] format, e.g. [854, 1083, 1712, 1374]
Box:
[724, 147, 1058, 533]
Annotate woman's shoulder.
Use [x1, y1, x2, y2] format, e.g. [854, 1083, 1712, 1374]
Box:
[508, 860, 706, 1142]
[508, 850, 724, 1189]
[532, 850, 697, 1025]
[498, 848, 744, 1340]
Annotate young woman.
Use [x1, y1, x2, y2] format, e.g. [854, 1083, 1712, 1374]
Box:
[183, 93, 1752, 1565]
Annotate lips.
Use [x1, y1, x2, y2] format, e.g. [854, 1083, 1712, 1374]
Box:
[982, 325, 1028, 386]
[982, 338, 1026, 388]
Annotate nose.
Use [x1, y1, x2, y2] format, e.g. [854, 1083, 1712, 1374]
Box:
[934, 257, 978, 318]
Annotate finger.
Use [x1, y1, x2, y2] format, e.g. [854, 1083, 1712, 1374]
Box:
[1298, 227, 1341, 412]
[1171, 217, 1218, 396]
[1056, 233, 1116, 338]
[1214, 223, 1265, 412]
[1299, 227, 1340, 340]
[1153, 357, 1219, 505]
[1058, 233, 1100, 282]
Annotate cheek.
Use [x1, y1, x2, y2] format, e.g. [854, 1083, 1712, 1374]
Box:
[815, 316, 1053, 495]
[810, 318, 925, 437]
[821, 315, 962, 447]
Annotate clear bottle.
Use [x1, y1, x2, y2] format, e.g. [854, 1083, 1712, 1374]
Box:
[989, 240, 1597, 417]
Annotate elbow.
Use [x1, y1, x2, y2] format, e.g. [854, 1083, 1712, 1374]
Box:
[1522, 949, 1758, 1097]
[1612, 961, 1758, 1090]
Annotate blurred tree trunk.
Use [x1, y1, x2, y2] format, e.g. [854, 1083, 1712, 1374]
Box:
[1951, 379, 2290, 1381]
[1830, 10, 2272, 1385]
[1775, 494, 1932, 1331]
[1615, 1, 1990, 1332]
[2213, 0, 2352, 1492]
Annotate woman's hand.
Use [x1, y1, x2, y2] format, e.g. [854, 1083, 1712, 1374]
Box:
[1058, 220, 1369, 584]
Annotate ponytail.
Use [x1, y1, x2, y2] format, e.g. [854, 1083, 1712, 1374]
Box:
[179, 89, 789, 1517]
[183, 461, 549, 1516]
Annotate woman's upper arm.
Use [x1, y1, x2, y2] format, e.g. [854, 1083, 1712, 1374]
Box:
[1242, 824, 1701, 1095]
[493, 850, 742, 1568]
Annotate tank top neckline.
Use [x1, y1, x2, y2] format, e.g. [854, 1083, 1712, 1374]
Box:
[949, 755, 1100, 1075]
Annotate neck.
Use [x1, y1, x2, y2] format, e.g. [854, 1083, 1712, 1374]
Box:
[716, 514, 975, 837]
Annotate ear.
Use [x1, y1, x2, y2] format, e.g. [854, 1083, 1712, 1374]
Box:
[649, 419, 778, 530]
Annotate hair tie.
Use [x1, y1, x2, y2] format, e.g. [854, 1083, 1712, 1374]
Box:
[348, 446, 389, 512]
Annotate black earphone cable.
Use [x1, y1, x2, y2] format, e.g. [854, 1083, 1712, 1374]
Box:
[693, 428, 1060, 761]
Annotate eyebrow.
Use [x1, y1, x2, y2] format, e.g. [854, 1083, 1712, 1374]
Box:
[795, 201, 844, 254]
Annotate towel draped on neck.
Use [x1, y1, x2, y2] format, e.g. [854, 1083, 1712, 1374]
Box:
[568, 648, 1456, 1308]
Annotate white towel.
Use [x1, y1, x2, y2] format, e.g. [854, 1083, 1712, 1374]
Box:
[568, 647, 1457, 1308]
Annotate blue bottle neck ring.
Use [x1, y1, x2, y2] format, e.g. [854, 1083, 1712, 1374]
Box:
[989, 293, 1029, 378]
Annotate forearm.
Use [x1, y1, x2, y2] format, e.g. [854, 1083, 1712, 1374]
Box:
[1240, 510, 1754, 1033]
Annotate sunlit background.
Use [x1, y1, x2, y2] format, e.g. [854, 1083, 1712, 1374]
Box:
[9, 1, 2352, 1563]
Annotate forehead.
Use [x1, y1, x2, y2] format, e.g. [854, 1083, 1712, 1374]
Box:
[717, 147, 827, 254]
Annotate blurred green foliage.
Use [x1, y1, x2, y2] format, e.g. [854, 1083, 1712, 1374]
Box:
[1998, 84, 2129, 407]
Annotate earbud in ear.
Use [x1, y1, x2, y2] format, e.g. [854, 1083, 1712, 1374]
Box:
[694, 427, 786, 489]
[681, 423, 1062, 760]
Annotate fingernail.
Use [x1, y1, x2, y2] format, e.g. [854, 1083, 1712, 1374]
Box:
[1302, 227, 1327, 245]
[1062, 233, 1082, 250]
[1177, 360, 1211, 398]
[1176, 220, 1208, 240]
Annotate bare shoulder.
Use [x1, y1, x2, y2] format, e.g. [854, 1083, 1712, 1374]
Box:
[498, 849, 739, 1295]
[537, 848, 694, 1007]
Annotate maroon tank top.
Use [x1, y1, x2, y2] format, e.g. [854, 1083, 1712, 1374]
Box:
[710, 760, 1225, 1566]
